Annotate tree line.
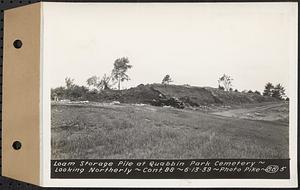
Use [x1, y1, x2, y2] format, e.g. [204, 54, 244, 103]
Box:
[217, 74, 287, 100]
[51, 57, 132, 100]
[263, 82, 287, 100]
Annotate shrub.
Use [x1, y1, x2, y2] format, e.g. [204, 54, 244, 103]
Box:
[254, 90, 261, 95]
[218, 85, 225, 91]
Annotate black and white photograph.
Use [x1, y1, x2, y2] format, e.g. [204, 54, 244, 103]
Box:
[47, 3, 296, 161]
[0, 1, 297, 188]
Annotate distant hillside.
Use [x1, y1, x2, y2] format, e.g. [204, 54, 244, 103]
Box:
[53, 83, 279, 107]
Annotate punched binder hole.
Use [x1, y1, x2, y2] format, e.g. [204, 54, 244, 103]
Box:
[12, 141, 22, 150]
[13, 39, 22, 49]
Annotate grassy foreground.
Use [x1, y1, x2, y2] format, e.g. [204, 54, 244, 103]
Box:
[51, 102, 288, 159]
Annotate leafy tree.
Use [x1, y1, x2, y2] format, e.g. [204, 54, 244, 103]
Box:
[51, 84, 89, 101]
[272, 84, 285, 100]
[65, 77, 75, 89]
[86, 76, 99, 89]
[162, 75, 173, 85]
[111, 57, 132, 90]
[286, 97, 289, 101]
[248, 90, 253, 93]
[218, 74, 233, 91]
[234, 89, 238, 92]
[263, 82, 274, 96]
[68, 85, 89, 100]
[51, 87, 66, 100]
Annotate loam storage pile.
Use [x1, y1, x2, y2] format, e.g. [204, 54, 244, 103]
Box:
[56, 84, 278, 109]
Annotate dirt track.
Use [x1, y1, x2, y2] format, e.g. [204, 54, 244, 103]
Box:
[211, 102, 289, 124]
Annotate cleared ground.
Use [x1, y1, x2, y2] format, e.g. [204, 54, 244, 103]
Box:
[51, 102, 288, 159]
[212, 102, 289, 123]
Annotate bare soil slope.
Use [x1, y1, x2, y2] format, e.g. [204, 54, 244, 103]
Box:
[82, 84, 278, 107]
[152, 84, 277, 105]
[212, 102, 289, 124]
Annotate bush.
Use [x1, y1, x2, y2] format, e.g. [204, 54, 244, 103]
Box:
[51, 85, 89, 101]
[254, 90, 261, 95]
[218, 85, 225, 91]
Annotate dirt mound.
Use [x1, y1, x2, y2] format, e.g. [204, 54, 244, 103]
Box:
[64, 83, 278, 108]
[84, 84, 165, 104]
[205, 87, 277, 105]
[152, 84, 221, 106]
[151, 84, 277, 106]
[119, 84, 165, 104]
[119, 84, 278, 107]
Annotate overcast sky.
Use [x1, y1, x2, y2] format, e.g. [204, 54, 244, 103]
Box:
[43, 2, 297, 95]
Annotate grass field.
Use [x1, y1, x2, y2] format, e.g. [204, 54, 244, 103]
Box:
[51, 102, 288, 159]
